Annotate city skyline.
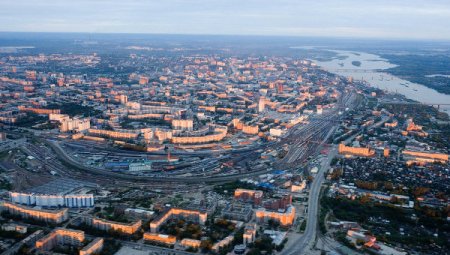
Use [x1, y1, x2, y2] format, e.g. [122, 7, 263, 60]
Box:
[1, 0, 450, 40]
[0, 2, 449, 254]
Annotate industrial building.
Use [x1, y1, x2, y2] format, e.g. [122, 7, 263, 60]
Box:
[9, 178, 95, 208]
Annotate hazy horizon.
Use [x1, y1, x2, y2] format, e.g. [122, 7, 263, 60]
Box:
[1, 0, 450, 41]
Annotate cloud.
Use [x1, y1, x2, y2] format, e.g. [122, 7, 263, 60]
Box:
[0, 0, 449, 40]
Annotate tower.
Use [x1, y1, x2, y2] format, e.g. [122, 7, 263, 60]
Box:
[258, 97, 265, 113]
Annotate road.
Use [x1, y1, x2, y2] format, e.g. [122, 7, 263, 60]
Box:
[282, 146, 337, 255]
[42, 138, 274, 184]
[281, 91, 361, 255]
[120, 241, 195, 255]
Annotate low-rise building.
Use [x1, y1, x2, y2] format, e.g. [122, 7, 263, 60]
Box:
[234, 189, 263, 205]
[180, 238, 201, 249]
[2, 201, 68, 224]
[212, 235, 234, 252]
[79, 237, 104, 255]
[36, 228, 85, 251]
[221, 203, 253, 222]
[150, 208, 207, 233]
[255, 205, 295, 226]
[143, 233, 176, 246]
[338, 143, 375, 157]
[243, 224, 257, 245]
[124, 208, 154, 219]
[83, 217, 142, 235]
[1, 223, 27, 234]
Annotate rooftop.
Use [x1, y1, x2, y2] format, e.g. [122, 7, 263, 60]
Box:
[25, 178, 96, 195]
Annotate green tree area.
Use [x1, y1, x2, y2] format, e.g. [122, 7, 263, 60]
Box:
[321, 195, 449, 251]
[246, 235, 275, 255]
[381, 103, 450, 148]
[99, 239, 122, 255]
[52, 245, 79, 255]
[213, 180, 263, 195]
[299, 219, 307, 232]
[208, 218, 236, 242]
[159, 219, 203, 240]
[14, 113, 47, 127]
[0, 229, 27, 240]
[381, 53, 450, 95]
[0, 179, 12, 190]
[47, 102, 102, 117]
[382, 103, 449, 123]
[95, 206, 130, 224]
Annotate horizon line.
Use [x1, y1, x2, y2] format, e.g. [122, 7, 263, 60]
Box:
[1, 31, 450, 43]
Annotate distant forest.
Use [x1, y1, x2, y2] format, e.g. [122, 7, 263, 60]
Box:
[382, 54, 450, 95]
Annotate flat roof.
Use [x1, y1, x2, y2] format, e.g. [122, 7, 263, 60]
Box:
[25, 178, 96, 195]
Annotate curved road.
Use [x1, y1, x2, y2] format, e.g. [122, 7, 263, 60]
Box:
[43, 138, 273, 184]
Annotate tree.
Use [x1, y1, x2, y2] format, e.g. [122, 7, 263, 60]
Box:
[200, 239, 213, 253]
[413, 187, 430, 197]
[359, 194, 371, 204]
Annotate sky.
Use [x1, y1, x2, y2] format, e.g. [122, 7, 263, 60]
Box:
[1, 0, 450, 40]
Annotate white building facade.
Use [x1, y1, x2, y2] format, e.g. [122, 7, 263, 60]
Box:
[9, 192, 94, 208]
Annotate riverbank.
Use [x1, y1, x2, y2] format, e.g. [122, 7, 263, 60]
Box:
[379, 53, 450, 95]
[308, 49, 450, 112]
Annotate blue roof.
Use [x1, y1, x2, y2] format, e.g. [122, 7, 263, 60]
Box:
[104, 162, 129, 168]
[258, 182, 274, 189]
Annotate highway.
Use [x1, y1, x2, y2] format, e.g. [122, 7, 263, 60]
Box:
[282, 146, 337, 255]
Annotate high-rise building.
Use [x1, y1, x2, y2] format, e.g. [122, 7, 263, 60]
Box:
[258, 97, 266, 112]
[277, 83, 283, 93]
[119, 95, 128, 104]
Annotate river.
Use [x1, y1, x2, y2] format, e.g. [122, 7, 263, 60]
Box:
[310, 50, 450, 112]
